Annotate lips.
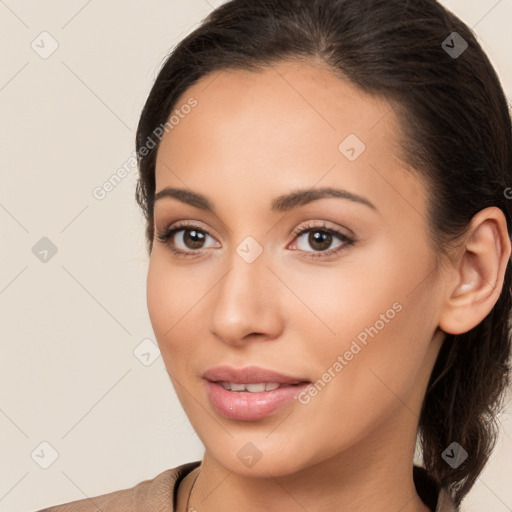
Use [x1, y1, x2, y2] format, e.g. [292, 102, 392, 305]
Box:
[202, 365, 309, 385]
[202, 365, 311, 421]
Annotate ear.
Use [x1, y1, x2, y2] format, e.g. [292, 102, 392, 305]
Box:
[439, 207, 511, 335]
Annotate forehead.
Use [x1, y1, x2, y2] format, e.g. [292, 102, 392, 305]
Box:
[154, 59, 426, 220]
[158, 59, 395, 157]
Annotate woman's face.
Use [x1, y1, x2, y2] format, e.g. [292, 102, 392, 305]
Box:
[147, 59, 447, 476]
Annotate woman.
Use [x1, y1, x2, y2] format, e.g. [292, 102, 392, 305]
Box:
[37, 0, 512, 511]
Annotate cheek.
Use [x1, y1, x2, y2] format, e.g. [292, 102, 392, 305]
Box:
[280, 245, 405, 356]
[146, 254, 206, 359]
[146, 257, 172, 339]
[291, 240, 437, 406]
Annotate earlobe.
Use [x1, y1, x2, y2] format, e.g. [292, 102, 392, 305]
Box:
[439, 207, 511, 335]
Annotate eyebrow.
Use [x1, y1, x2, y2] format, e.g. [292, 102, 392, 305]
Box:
[153, 186, 377, 213]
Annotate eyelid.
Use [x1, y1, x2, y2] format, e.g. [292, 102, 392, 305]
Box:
[157, 220, 220, 246]
[156, 219, 219, 241]
[288, 219, 354, 242]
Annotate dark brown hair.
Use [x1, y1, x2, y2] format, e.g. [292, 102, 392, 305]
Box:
[135, 0, 512, 507]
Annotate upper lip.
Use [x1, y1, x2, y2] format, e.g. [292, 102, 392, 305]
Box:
[203, 365, 310, 384]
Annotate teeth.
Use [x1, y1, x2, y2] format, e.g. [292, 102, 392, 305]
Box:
[245, 383, 266, 392]
[218, 382, 282, 392]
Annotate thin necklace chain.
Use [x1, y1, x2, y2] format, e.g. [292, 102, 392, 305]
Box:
[184, 468, 200, 512]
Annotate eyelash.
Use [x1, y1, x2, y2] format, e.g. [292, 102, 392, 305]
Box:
[155, 221, 356, 260]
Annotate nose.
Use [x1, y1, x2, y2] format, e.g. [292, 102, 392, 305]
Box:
[209, 244, 284, 347]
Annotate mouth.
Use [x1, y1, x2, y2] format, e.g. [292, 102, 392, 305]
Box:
[202, 365, 309, 386]
[213, 381, 308, 392]
[202, 366, 311, 421]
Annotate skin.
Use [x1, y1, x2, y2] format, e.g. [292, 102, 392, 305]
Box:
[146, 59, 511, 512]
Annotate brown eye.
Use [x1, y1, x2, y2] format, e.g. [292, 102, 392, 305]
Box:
[290, 222, 355, 259]
[156, 223, 220, 258]
[180, 229, 207, 249]
[307, 230, 333, 251]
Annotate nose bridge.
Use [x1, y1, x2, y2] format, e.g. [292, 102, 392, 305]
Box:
[209, 233, 282, 343]
[217, 234, 268, 314]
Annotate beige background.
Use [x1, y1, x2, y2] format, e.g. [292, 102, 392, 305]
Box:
[1, 1, 511, 511]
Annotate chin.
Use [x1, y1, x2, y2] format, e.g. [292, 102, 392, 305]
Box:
[200, 431, 319, 477]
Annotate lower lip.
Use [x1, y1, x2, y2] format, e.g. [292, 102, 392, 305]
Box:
[204, 380, 309, 421]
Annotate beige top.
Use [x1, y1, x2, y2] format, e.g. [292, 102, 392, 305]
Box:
[35, 461, 459, 511]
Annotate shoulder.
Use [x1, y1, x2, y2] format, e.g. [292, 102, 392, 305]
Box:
[33, 461, 201, 512]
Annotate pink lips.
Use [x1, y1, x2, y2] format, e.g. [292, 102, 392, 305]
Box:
[203, 365, 310, 421]
[203, 365, 307, 384]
